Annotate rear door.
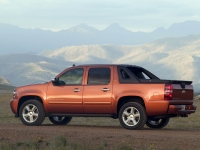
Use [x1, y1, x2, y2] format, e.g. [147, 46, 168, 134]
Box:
[83, 66, 113, 113]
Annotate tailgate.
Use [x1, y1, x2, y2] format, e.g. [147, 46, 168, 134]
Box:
[172, 82, 193, 100]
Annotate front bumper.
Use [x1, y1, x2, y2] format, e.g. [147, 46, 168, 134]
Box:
[167, 104, 197, 114]
[10, 98, 18, 115]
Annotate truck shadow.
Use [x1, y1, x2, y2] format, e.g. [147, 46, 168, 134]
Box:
[40, 124, 192, 131]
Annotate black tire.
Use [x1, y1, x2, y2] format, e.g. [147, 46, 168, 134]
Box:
[146, 118, 170, 129]
[19, 100, 45, 126]
[119, 102, 147, 130]
[49, 116, 72, 125]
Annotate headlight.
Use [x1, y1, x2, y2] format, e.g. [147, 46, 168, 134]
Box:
[13, 89, 17, 98]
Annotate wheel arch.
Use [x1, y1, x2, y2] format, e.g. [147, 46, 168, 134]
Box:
[17, 96, 44, 116]
[117, 96, 146, 116]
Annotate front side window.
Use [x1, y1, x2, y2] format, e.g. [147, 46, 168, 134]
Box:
[59, 68, 84, 85]
[88, 68, 110, 85]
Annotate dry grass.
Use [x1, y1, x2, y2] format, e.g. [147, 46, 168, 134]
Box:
[0, 134, 139, 150]
[167, 99, 200, 130]
[0, 91, 21, 123]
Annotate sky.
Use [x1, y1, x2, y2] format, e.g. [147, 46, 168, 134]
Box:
[0, 0, 200, 32]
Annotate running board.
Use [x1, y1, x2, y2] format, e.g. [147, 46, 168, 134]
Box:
[47, 113, 117, 118]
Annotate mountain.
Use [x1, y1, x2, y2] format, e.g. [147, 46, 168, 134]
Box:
[152, 20, 200, 38]
[67, 23, 100, 34]
[168, 20, 200, 36]
[1, 20, 200, 54]
[0, 54, 73, 86]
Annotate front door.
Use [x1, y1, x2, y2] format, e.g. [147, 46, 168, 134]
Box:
[46, 67, 85, 113]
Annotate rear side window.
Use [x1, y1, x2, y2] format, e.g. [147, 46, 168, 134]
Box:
[88, 68, 110, 85]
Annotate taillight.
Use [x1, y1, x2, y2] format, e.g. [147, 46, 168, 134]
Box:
[164, 84, 173, 100]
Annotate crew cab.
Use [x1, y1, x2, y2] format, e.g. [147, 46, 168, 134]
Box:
[10, 64, 197, 130]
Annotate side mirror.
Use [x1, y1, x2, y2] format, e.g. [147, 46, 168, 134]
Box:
[52, 77, 58, 85]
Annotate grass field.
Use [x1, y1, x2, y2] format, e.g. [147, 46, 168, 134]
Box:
[0, 85, 200, 150]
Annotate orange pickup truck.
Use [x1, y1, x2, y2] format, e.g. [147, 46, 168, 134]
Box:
[10, 64, 196, 130]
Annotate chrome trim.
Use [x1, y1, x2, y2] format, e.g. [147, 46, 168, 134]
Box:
[182, 90, 186, 94]
[13, 89, 17, 98]
[101, 88, 110, 92]
[73, 88, 80, 92]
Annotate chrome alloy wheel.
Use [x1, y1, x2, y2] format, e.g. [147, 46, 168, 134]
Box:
[122, 107, 140, 126]
[22, 104, 39, 123]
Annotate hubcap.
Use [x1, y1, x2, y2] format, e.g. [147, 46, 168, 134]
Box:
[122, 107, 140, 126]
[22, 104, 39, 123]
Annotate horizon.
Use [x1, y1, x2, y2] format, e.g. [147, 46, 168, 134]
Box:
[0, 20, 199, 33]
[1, 0, 200, 32]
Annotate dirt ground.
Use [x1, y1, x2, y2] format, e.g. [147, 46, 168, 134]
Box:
[0, 122, 200, 150]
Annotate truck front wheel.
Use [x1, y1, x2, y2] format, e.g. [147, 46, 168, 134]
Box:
[119, 102, 147, 130]
[146, 118, 170, 129]
[49, 116, 72, 125]
[19, 100, 45, 126]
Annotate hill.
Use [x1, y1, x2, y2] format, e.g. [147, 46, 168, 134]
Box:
[1, 34, 200, 92]
[0, 54, 73, 86]
[0, 76, 12, 85]
[1, 20, 200, 54]
[40, 35, 200, 93]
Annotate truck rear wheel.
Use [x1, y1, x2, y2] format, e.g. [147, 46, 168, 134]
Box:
[49, 116, 72, 125]
[19, 100, 45, 126]
[146, 118, 170, 129]
[119, 102, 147, 130]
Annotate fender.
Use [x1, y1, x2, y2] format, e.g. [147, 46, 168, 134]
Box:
[16, 82, 49, 113]
[113, 89, 147, 114]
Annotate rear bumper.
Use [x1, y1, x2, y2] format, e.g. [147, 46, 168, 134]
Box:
[167, 104, 197, 114]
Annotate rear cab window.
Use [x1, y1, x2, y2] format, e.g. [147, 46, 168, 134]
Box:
[126, 67, 151, 80]
[117, 65, 159, 83]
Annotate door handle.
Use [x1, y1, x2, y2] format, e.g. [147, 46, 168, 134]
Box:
[101, 88, 110, 92]
[73, 88, 80, 92]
